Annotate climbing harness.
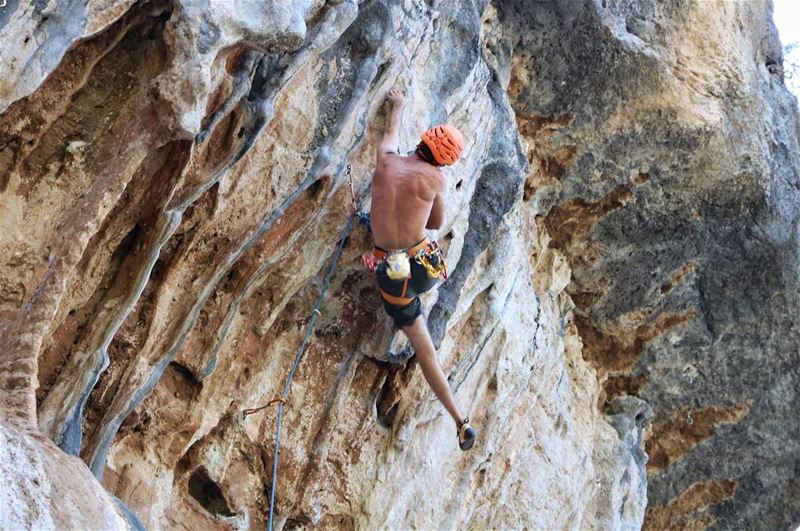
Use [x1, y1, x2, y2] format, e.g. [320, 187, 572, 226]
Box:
[372, 237, 431, 262]
[373, 237, 448, 306]
[242, 164, 369, 531]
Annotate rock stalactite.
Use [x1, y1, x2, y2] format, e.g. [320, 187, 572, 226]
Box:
[1, 0, 798, 529]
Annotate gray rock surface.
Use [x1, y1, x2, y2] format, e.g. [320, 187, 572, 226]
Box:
[499, 0, 800, 527]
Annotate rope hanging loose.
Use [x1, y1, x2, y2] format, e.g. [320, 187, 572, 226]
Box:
[243, 164, 363, 531]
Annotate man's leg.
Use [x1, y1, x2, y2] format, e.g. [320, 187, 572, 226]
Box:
[402, 315, 464, 424]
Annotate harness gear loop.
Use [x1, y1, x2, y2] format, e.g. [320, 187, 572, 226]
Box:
[414, 240, 448, 280]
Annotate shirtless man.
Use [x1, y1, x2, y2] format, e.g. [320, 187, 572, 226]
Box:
[362, 89, 477, 451]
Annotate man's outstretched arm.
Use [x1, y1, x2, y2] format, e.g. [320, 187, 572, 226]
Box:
[377, 89, 405, 161]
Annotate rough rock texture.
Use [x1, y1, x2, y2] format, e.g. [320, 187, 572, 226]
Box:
[0, 422, 134, 529]
[497, 1, 800, 528]
[0, 0, 798, 529]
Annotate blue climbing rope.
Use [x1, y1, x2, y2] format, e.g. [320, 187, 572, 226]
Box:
[242, 165, 368, 531]
[266, 212, 355, 531]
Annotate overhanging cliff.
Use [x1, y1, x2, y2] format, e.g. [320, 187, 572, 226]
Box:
[0, 1, 798, 529]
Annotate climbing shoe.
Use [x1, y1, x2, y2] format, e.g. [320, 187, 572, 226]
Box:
[457, 417, 476, 451]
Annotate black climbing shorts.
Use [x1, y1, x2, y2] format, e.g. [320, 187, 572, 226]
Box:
[376, 258, 440, 328]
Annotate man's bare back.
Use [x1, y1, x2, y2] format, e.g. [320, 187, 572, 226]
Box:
[361, 89, 447, 271]
[371, 153, 444, 250]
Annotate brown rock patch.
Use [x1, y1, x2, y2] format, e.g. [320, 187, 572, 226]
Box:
[515, 113, 574, 137]
[660, 261, 698, 295]
[544, 184, 634, 250]
[603, 374, 649, 400]
[644, 479, 739, 531]
[576, 308, 696, 374]
[647, 401, 752, 474]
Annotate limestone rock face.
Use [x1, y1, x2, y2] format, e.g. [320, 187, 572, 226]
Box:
[0, 0, 797, 529]
[0, 422, 134, 530]
[498, 1, 800, 528]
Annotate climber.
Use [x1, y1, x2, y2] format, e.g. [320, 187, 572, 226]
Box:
[361, 88, 477, 451]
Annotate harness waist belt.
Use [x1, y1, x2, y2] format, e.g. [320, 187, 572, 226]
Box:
[373, 236, 431, 261]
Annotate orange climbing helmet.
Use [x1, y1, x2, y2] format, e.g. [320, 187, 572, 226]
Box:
[420, 124, 464, 166]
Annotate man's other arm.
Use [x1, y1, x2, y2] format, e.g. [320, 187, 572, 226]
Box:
[426, 174, 446, 230]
